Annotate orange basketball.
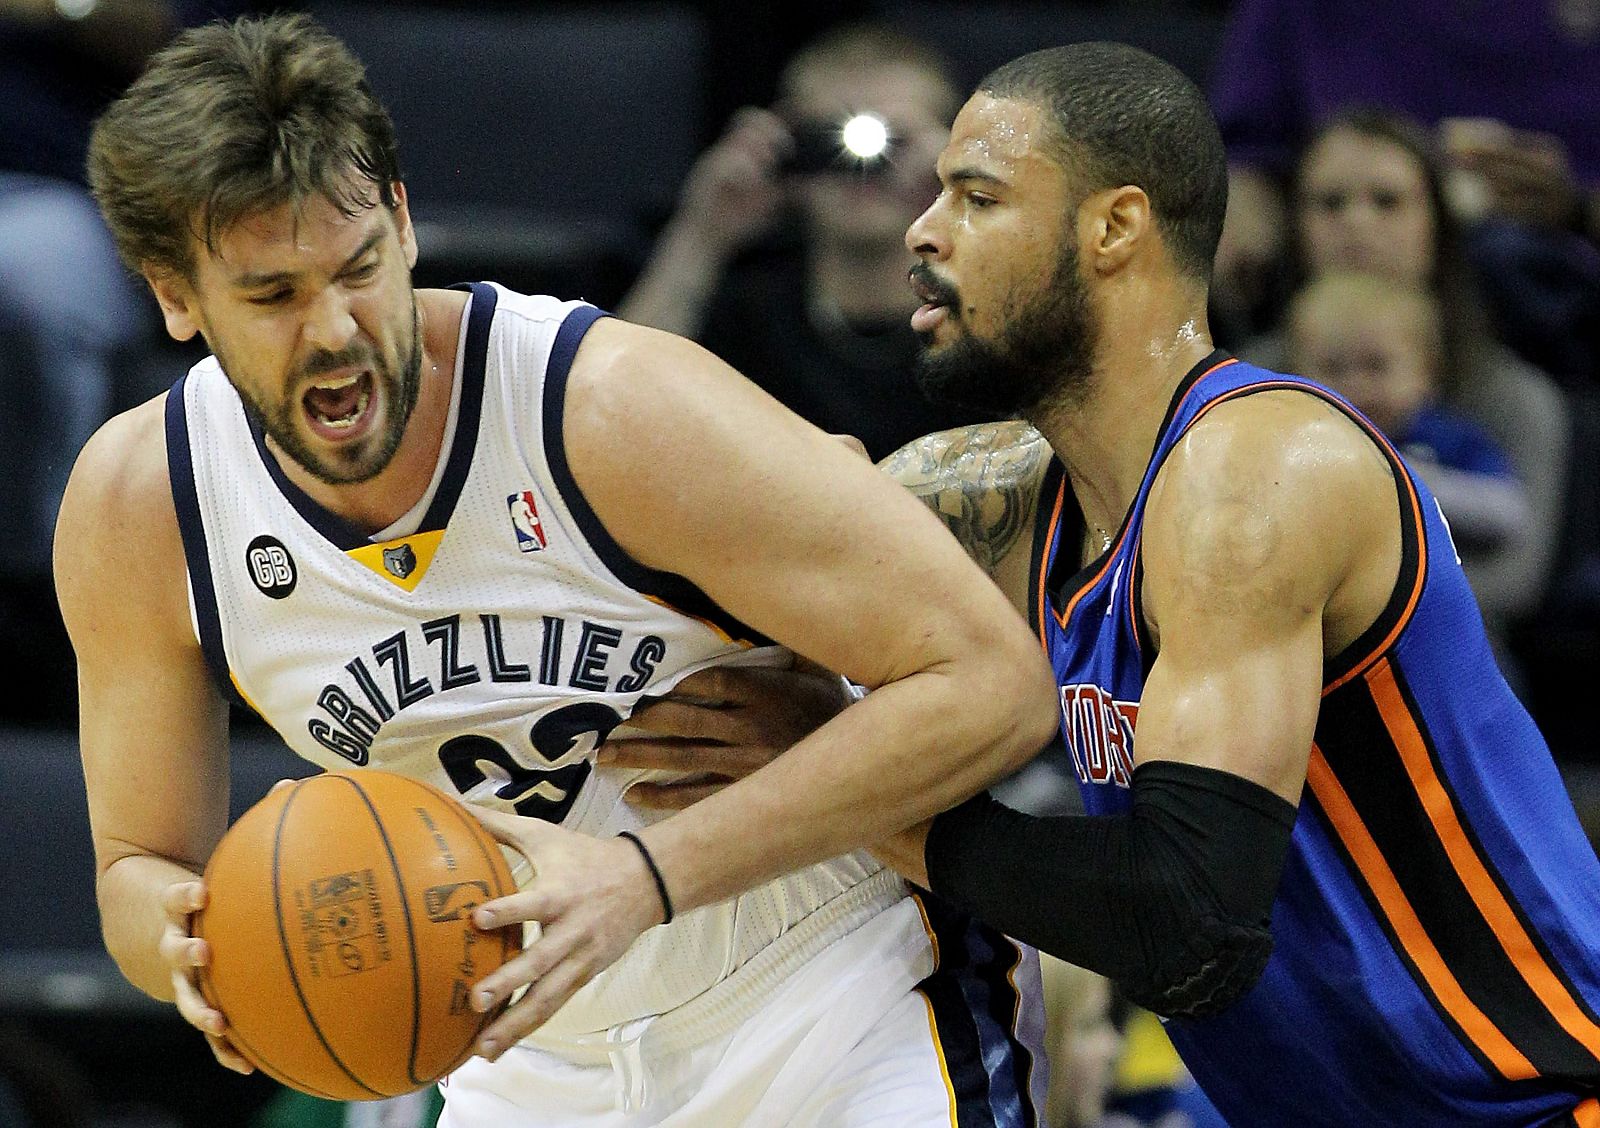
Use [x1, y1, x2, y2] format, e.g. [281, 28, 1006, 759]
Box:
[194, 770, 520, 1100]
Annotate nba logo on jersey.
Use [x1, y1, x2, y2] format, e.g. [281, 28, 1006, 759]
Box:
[508, 490, 547, 552]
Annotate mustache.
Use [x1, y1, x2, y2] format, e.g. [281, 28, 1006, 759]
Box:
[908, 263, 961, 312]
[300, 343, 376, 379]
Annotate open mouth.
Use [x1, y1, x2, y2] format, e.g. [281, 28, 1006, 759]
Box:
[302, 369, 375, 436]
[304, 368, 372, 428]
[908, 267, 959, 333]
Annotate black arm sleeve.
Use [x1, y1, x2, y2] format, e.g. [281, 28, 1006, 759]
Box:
[924, 760, 1298, 1019]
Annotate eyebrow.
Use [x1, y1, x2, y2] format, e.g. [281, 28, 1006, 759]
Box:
[945, 165, 1010, 190]
[231, 229, 385, 290]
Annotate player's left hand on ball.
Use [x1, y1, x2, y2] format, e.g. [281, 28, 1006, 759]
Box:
[604, 663, 854, 809]
[463, 809, 665, 1059]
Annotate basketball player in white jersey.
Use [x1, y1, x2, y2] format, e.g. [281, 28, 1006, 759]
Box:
[56, 15, 1059, 1127]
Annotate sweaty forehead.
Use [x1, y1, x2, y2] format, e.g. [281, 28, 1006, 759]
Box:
[941, 94, 1063, 180]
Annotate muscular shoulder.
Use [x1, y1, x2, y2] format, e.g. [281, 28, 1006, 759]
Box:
[876, 422, 1051, 577]
[1142, 389, 1398, 635]
[54, 395, 189, 642]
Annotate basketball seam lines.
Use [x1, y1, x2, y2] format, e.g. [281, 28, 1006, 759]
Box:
[273, 779, 385, 1098]
[343, 774, 427, 1089]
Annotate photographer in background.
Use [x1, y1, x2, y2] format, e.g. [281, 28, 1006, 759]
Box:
[619, 23, 987, 459]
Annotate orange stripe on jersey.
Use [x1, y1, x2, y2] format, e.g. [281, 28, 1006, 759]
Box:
[1323, 419, 1429, 694]
[1572, 1097, 1600, 1127]
[1305, 746, 1539, 1080]
[1036, 476, 1067, 648]
[1039, 358, 1242, 636]
[1368, 659, 1600, 1064]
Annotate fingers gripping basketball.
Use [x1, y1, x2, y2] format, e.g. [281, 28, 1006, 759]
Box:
[193, 771, 519, 1100]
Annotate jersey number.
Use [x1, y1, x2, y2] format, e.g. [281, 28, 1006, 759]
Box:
[437, 701, 625, 825]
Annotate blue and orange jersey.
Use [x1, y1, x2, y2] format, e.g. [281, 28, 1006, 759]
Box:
[1033, 352, 1600, 1127]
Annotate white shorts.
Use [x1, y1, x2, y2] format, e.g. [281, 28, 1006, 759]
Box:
[438, 896, 1047, 1127]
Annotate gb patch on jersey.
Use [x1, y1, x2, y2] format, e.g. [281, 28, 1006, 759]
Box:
[508, 490, 548, 552]
[246, 535, 297, 599]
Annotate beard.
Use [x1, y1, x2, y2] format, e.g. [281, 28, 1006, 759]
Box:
[232, 303, 423, 486]
[913, 243, 1097, 417]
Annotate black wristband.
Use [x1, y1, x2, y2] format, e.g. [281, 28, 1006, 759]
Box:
[617, 831, 674, 924]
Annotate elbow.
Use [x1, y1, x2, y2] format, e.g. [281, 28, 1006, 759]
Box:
[1119, 913, 1276, 1020]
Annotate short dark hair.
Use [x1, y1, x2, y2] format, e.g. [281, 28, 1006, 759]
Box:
[979, 42, 1228, 281]
[87, 13, 401, 279]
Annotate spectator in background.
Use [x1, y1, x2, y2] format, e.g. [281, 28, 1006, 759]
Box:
[0, 0, 263, 721]
[1238, 110, 1568, 650]
[1288, 271, 1529, 570]
[0, 0, 158, 586]
[619, 23, 986, 460]
[1207, 0, 1600, 380]
[1038, 957, 1122, 1128]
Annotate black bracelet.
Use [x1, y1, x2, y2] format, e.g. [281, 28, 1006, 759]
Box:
[617, 831, 675, 924]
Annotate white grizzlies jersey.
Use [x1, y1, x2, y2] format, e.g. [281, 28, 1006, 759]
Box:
[166, 282, 916, 1045]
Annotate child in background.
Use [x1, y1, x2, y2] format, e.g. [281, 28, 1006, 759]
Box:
[1287, 271, 1529, 557]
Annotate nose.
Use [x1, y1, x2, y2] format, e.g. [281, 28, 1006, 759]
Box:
[905, 193, 950, 259]
[302, 285, 358, 355]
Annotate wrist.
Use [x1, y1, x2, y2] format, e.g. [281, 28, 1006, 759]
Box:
[617, 830, 674, 926]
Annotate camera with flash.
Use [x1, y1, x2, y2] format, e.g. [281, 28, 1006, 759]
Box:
[784, 113, 896, 176]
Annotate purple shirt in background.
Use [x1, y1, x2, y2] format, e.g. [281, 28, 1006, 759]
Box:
[1210, 0, 1600, 185]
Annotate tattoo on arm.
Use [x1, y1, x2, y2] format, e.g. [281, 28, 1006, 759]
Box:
[880, 422, 1051, 574]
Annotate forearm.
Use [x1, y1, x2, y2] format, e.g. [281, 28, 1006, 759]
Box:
[642, 662, 1055, 911]
[96, 851, 203, 1001]
[615, 218, 733, 337]
[923, 762, 1298, 1018]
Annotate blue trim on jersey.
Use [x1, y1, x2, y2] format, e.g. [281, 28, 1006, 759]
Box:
[244, 284, 495, 552]
[164, 373, 243, 706]
[421, 281, 497, 533]
[540, 306, 773, 647]
[914, 893, 1041, 1128]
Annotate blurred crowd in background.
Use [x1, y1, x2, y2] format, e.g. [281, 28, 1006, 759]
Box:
[2, 1, 1598, 1126]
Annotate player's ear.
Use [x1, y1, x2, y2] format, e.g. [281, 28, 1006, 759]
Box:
[389, 181, 418, 269]
[1086, 184, 1151, 275]
[145, 269, 201, 343]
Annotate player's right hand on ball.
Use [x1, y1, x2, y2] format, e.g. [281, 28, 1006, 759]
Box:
[159, 879, 254, 1075]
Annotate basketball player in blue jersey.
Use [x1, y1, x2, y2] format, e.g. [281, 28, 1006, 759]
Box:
[614, 42, 1600, 1127]
[53, 15, 1061, 1126]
